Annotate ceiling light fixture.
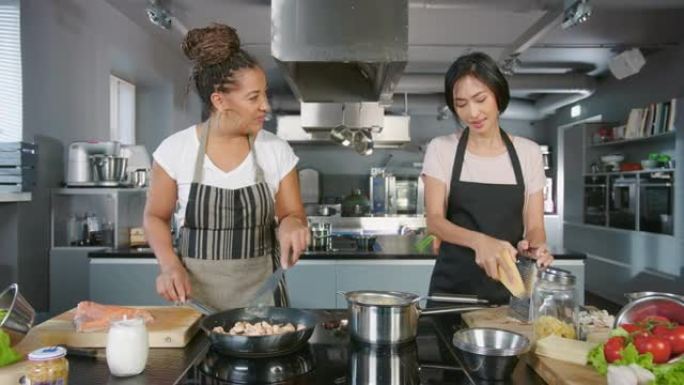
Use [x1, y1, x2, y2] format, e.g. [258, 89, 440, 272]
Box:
[437, 105, 451, 121]
[146, 3, 172, 30]
[561, 0, 592, 29]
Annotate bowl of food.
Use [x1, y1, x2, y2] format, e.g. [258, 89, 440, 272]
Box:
[614, 294, 684, 327]
[641, 159, 658, 169]
[625, 291, 684, 302]
[0, 283, 36, 346]
[452, 327, 530, 380]
[601, 154, 625, 164]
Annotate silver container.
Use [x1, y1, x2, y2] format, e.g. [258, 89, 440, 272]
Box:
[128, 169, 148, 187]
[0, 283, 36, 346]
[615, 294, 684, 327]
[309, 223, 332, 251]
[625, 291, 684, 302]
[90, 155, 128, 182]
[341, 291, 488, 345]
[452, 327, 530, 381]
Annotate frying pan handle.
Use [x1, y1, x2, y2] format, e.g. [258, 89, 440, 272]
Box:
[424, 294, 489, 305]
[419, 305, 490, 316]
[184, 298, 217, 316]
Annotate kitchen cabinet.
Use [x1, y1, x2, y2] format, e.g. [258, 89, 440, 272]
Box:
[284, 260, 337, 309]
[50, 247, 106, 314]
[89, 258, 167, 306]
[335, 260, 436, 308]
[286, 259, 436, 309]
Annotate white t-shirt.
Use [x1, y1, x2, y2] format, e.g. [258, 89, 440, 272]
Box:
[153, 126, 299, 227]
[421, 132, 545, 209]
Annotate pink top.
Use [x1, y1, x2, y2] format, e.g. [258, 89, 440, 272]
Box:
[421, 132, 546, 209]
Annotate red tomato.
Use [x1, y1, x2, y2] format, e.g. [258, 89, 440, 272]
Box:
[634, 335, 672, 363]
[604, 336, 626, 363]
[637, 315, 672, 329]
[631, 330, 652, 339]
[621, 323, 643, 333]
[653, 325, 684, 356]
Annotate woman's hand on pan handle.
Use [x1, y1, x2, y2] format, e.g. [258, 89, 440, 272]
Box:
[278, 216, 310, 268]
[472, 234, 518, 282]
[517, 239, 554, 268]
[156, 259, 192, 303]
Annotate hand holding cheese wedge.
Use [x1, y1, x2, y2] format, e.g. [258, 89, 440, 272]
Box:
[497, 248, 526, 298]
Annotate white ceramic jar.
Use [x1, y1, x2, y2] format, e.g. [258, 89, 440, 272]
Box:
[106, 317, 149, 377]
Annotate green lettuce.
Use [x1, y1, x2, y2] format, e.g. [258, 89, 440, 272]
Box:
[0, 330, 22, 367]
[653, 360, 684, 385]
[588, 342, 655, 376]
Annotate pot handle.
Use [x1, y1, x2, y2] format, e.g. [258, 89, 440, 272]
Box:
[423, 294, 489, 305]
[336, 290, 347, 297]
[419, 305, 490, 316]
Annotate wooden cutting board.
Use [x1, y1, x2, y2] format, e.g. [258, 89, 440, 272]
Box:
[462, 306, 607, 385]
[0, 306, 202, 384]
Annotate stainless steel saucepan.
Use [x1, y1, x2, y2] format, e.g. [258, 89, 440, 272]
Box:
[339, 290, 492, 345]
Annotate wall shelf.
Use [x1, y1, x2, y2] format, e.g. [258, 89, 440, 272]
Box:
[588, 131, 674, 148]
[583, 168, 675, 176]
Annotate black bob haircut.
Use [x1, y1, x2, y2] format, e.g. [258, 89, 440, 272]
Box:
[444, 52, 510, 115]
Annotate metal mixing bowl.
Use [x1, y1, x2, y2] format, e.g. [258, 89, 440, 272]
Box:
[614, 294, 684, 327]
[452, 328, 530, 381]
[90, 155, 128, 182]
[0, 283, 36, 346]
[625, 291, 684, 302]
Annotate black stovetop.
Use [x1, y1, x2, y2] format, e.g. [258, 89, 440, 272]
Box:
[181, 312, 543, 385]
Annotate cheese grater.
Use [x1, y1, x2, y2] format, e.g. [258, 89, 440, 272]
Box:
[508, 256, 538, 322]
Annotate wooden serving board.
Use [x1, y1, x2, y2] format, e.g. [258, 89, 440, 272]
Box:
[0, 306, 202, 384]
[462, 306, 607, 385]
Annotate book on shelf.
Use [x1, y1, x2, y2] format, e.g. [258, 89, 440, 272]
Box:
[622, 98, 677, 140]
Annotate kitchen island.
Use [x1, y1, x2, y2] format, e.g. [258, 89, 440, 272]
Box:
[86, 237, 586, 309]
[65, 309, 547, 385]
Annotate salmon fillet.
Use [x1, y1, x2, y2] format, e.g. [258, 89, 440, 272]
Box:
[74, 301, 155, 332]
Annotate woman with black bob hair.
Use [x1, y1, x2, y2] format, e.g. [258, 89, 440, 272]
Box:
[421, 52, 554, 304]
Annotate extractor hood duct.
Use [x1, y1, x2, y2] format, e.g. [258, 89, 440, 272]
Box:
[271, 0, 408, 104]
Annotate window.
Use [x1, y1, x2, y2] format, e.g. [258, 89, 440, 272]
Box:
[0, 0, 22, 142]
[109, 74, 136, 145]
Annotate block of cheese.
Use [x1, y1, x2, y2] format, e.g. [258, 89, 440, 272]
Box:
[498, 250, 525, 298]
[535, 335, 598, 365]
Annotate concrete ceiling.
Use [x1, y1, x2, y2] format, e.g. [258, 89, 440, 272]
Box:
[104, 0, 684, 117]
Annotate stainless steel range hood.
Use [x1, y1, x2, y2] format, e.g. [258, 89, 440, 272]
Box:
[271, 0, 408, 104]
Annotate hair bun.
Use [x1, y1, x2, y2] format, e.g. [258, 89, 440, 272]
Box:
[182, 23, 240, 66]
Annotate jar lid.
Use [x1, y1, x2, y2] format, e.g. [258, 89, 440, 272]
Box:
[538, 267, 575, 285]
[28, 346, 67, 361]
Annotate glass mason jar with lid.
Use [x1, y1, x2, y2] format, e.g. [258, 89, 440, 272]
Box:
[531, 267, 578, 341]
[25, 346, 69, 385]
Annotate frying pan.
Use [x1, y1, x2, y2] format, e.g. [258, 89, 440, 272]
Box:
[187, 299, 318, 357]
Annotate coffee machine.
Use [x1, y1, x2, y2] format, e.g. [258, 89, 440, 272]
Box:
[66, 141, 121, 186]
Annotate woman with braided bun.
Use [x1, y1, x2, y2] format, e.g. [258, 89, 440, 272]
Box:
[144, 23, 309, 310]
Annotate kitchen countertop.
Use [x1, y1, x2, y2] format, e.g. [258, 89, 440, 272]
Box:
[88, 235, 586, 260]
[64, 309, 547, 385]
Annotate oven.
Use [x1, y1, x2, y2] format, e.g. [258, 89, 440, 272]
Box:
[640, 172, 674, 235]
[584, 175, 607, 226]
[609, 176, 637, 230]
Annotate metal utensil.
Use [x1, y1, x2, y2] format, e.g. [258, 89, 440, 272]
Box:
[0, 283, 36, 346]
[339, 290, 491, 345]
[452, 327, 530, 381]
[249, 266, 286, 306]
[508, 256, 539, 321]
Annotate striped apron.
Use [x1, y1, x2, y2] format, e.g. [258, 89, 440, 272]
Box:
[177, 122, 288, 310]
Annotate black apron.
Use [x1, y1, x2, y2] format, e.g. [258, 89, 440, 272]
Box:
[177, 122, 288, 310]
[428, 128, 525, 305]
